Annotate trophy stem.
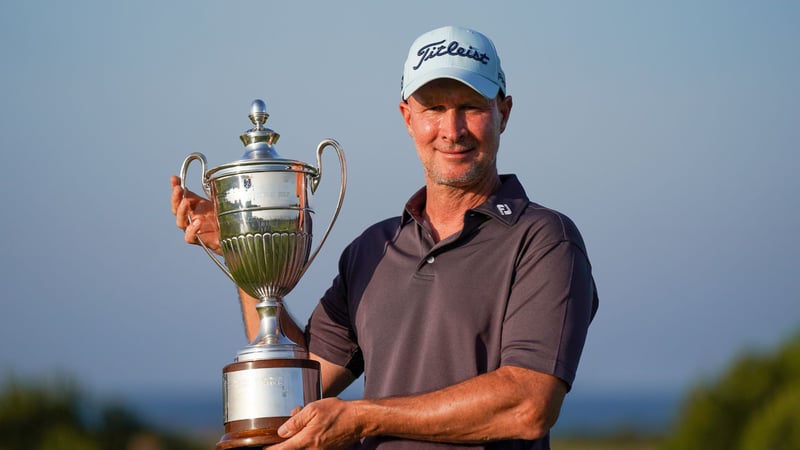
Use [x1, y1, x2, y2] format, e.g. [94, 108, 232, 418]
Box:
[253, 297, 296, 347]
[235, 296, 304, 361]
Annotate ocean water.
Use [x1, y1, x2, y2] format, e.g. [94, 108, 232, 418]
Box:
[552, 388, 681, 437]
[119, 385, 681, 438]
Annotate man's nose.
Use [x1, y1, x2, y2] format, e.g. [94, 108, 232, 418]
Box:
[440, 109, 467, 142]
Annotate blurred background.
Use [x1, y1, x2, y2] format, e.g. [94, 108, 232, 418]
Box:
[1, 1, 798, 449]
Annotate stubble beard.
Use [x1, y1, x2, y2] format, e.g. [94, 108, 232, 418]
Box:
[426, 153, 497, 189]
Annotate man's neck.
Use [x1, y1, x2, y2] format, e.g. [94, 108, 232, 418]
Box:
[423, 174, 501, 242]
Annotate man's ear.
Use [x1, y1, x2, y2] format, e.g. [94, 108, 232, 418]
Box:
[498, 95, 513, 133]
[399, 100, 414, 137]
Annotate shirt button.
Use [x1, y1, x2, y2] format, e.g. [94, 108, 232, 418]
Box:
[426, 256, 435, 264]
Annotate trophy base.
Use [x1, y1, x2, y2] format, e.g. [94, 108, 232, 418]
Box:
[216, 417, 288, 449]
[219, 358, 321, 450]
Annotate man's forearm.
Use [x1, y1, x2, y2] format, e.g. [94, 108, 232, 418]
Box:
[351, 365, 566, 443]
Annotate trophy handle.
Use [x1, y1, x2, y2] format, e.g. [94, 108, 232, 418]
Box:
[179, 152, 237, 284]
[305, 139, 347, 273]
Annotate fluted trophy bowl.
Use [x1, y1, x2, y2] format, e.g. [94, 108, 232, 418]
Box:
[212, 162, 315, 304]
[179, 99, 346, 449]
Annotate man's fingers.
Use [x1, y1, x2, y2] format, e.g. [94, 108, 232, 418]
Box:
[185, 219, 202, 245]
[169, 176, 186, 215]
[171, 176, 219, 251]
[277, 414, 301, 439]
[175, 197, 191, 230]
[170, 184, 184, 215]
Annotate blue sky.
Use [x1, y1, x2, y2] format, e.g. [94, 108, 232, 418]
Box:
[1, 1, 798, 402]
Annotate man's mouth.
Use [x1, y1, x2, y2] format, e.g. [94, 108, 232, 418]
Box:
[437, 145, 474, 155]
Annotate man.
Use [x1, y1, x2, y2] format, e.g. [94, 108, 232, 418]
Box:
[172, 26, 598, 449]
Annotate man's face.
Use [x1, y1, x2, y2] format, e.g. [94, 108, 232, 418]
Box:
[399, 78, 512, 189]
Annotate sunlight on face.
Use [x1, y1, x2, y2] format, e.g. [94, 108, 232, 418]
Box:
[400, 79, 512, 189]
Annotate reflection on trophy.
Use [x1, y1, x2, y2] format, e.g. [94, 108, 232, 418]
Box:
[179, 99, 346, 449]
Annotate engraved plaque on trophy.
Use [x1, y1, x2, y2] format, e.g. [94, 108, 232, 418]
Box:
[179, 99, 346, 449]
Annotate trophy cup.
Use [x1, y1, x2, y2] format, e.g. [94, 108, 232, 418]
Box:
[179, 99, 346, 449]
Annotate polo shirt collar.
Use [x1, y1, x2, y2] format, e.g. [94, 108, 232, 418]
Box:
[472, 174, 530, 226]
[401, 174, 530, 227]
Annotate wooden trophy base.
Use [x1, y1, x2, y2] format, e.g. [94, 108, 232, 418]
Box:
[218, 355, 321, 449]
[216, 417, 289, 449]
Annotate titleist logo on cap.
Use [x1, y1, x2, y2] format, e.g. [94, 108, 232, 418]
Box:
[412, 39, 491, 70]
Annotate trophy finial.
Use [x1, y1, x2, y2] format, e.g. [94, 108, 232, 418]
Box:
[249, 99, 269, 130]
[240, 99, 280, 155]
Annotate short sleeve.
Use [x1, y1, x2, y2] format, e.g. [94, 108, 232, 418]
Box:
[501, 239, 598, 390]
[307, 259, 365, 377]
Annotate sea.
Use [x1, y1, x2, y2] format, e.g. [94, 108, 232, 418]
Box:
[117, 385, 682, 439]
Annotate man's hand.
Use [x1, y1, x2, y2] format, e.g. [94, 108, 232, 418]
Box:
[265, 398, 365, 450]
[170, 175, 221, 254]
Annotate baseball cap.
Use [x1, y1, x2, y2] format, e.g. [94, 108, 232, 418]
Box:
[401, 26, 506, 100]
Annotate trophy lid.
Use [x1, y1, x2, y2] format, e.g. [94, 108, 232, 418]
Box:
[239, 99, 282, 160]
[205, 99, 318, 180]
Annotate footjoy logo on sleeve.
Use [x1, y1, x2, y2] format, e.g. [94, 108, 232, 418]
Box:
[413, 39, 491, 70]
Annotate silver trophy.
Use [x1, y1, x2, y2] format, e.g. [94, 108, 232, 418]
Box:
[179, 99, 346, 449]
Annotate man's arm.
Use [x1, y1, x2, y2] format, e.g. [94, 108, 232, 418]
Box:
[269, 365, 566, 449]
[312, 353, 357, 398]
[360, 366, 566, 442]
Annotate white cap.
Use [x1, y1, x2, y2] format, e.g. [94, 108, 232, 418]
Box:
[401, 26, 506, 100]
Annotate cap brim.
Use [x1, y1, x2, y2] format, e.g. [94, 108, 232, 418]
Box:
[402, 67, 501, 100]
